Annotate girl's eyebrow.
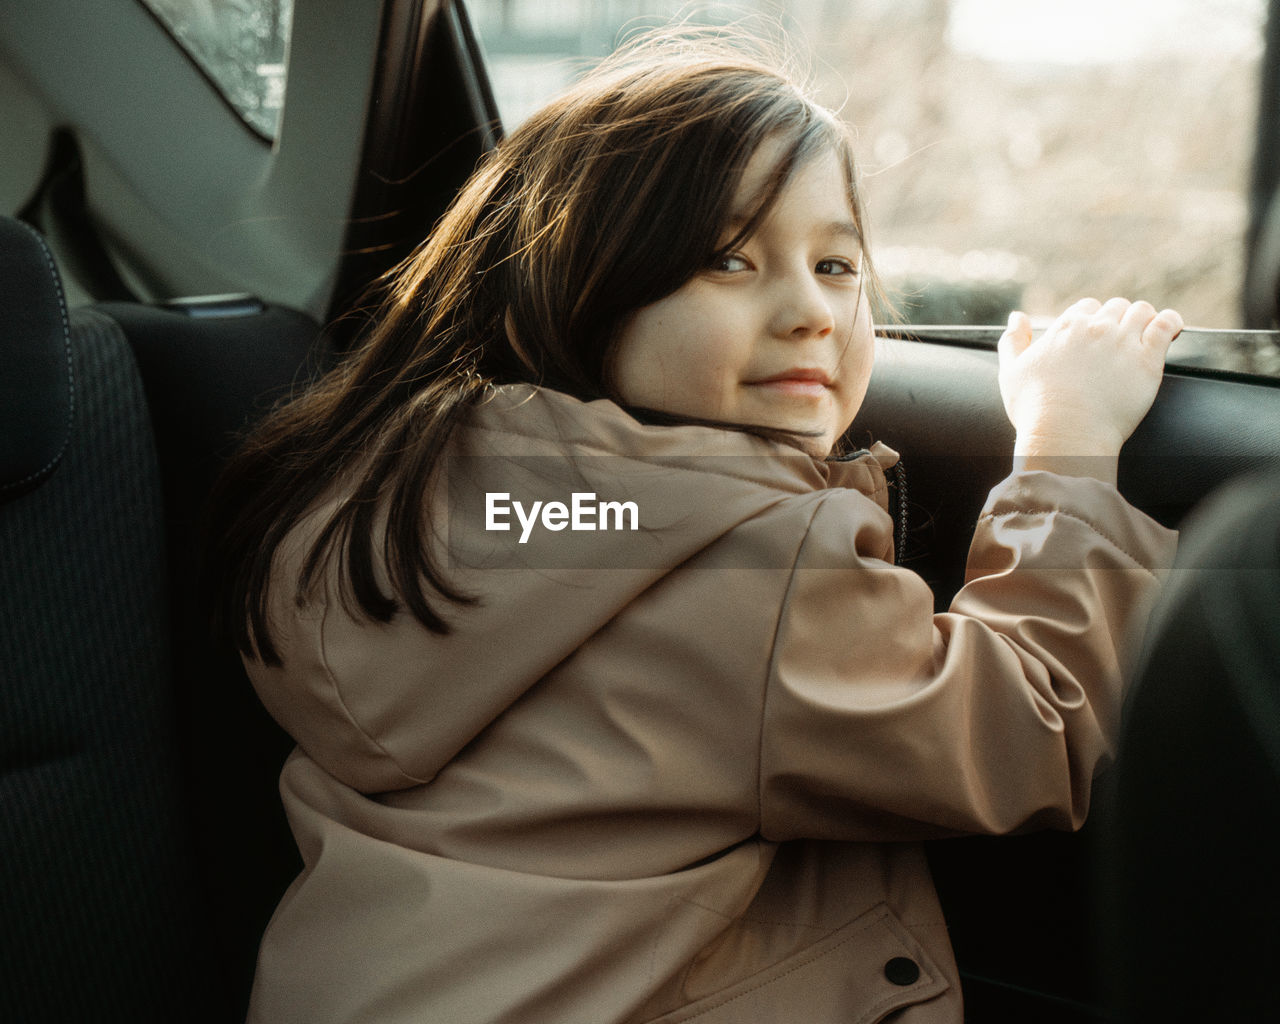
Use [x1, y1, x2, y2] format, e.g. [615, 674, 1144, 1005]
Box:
[821, 220, 862, 243]
[724, 214, 862, 244]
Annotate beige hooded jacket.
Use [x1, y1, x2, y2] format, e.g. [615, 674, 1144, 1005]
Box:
[244, 384, 1177, 1024]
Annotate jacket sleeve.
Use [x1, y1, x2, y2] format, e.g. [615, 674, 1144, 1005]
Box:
[758, 469, 1178, 843]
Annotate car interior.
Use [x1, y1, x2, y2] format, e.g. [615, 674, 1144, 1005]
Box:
[2, 1, 1279, 1021]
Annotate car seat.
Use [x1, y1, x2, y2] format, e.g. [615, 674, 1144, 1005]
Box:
[1098, 463, 1280, 1021]
[0, 214, 219, 1018]
[0, 214, 325, 1021]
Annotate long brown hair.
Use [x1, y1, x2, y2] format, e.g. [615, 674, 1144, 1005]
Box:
[210, 29, 882, 665]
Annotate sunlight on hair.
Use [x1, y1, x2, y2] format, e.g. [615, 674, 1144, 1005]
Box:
[613, 5, 801, 67]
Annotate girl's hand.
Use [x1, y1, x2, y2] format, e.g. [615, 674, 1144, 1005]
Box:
[998, 298, 1182, 477]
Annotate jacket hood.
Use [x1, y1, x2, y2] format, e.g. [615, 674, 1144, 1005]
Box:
[245, 385, 897, 793]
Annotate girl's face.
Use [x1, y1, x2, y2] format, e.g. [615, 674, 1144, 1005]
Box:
[611, 140, 874, 457]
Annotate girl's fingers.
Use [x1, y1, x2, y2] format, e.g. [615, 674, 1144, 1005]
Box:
[1067, 296, 1102, 316]
[1142, 308, 1184, 350]
[1119, 299, 1158, 336]
[999, 310, 1033, 359]
[1099, 296, 1132, 321]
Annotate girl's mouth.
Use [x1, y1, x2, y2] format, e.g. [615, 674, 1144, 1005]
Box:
[747, 368, 834, 398]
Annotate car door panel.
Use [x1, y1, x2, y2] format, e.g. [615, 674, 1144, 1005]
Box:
[852, 333, 1280, 1016]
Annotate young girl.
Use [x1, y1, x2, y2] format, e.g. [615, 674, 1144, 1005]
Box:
[213, 29, 1182, 1024]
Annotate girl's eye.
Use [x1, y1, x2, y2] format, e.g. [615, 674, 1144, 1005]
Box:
[816, 257, 859, 277]
[710, 252, 751, 273]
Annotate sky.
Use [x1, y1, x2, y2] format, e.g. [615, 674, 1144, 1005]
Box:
[947, 0, 1266, 65]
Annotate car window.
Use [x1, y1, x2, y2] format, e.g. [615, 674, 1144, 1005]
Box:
[468, 0, 1279, 378]
[139, 0, 293, 139]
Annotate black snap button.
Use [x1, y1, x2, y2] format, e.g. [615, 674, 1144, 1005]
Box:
[884, 956, 921, 986]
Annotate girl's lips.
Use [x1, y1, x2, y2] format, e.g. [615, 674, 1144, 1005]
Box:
[750, 379, 831, 398]
[746, 369, 834, 398]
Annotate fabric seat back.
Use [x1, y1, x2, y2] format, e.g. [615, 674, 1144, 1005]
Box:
[0, 216, 221, 1019]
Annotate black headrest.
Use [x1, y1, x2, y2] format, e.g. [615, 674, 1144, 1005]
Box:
[0, 216, 74, 503]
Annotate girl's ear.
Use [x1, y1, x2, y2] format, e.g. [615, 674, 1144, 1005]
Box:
[504, 309, 537, 374]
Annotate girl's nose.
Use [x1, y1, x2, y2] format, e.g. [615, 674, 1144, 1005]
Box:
[771, 275, 836, 339]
